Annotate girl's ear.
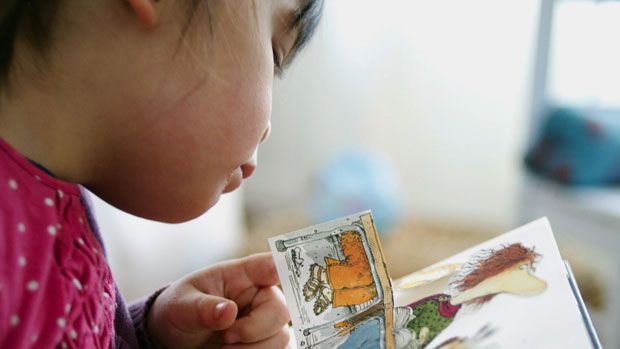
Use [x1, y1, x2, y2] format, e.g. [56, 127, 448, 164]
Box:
[126, 0, 158, 29]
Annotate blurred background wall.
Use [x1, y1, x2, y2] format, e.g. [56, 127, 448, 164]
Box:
[245, 0, 538, 228]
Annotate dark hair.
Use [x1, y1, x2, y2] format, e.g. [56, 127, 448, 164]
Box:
[285, 0, 324, 68]
[0, 0, 323, 85]
[0, 0, 60, 84]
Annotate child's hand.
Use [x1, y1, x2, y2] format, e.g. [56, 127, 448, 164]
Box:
[146, 253, 291, 349]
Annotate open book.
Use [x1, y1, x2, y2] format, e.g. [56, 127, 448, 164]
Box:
[269, 211, 601, 349]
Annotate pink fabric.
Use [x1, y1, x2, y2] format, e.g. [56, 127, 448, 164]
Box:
[0, 138, 116, 348]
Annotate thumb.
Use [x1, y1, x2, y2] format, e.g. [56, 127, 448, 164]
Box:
[194, 293, 238, 331]
[149, 287, 240, 348]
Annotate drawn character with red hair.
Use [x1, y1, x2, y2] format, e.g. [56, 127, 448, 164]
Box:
[394, 243, 547, 349]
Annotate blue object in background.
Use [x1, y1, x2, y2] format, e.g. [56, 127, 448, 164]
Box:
[310, 149, 403, 235]
[525, 106, 620, 185]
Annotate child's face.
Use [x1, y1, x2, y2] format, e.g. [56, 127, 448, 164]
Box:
[86, 0, 304, 222]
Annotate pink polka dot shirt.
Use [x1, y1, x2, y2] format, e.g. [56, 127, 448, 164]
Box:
[0, 138, 160, 348]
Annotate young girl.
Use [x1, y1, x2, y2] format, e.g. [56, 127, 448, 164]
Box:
[0, 0, 322, 348]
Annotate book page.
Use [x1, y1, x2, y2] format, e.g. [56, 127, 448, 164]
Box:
[269, 211, 395, 349]
[393, 218, 593, 349]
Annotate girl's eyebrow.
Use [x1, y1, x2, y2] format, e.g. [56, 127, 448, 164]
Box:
[281, 0, 323, 68]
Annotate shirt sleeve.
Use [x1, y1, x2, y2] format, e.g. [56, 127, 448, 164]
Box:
[114, 286, 167, 349]
[128, 287, 167, 349]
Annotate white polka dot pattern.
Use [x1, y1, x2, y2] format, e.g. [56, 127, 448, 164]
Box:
[26, 280, 39, 291]
[0, 138, 116, 348]
[9, 315, 19, 327]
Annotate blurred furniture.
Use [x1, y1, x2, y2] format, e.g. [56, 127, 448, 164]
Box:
[521, 0, 620, 347]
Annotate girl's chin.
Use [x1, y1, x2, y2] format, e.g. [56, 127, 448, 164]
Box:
[222, 170, 243, 194]
[223, 179, 241, 194]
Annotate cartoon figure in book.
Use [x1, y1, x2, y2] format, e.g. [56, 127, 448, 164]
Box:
[394, 243, 548, 349]
[303, 230, 378, 315]
[270, 212, 396, 349]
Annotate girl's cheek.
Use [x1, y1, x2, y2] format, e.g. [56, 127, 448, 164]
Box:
[231, 68, 273, 146]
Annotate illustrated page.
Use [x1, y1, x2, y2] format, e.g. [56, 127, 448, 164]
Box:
[393, 218, 593, 349]
[270, 211, 395, 349]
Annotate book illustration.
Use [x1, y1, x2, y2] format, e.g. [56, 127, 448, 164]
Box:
[272, 217, 597, 348]
[270, 211, 395, 349]
[431, 325, 497, 349]
[302, 230, 377, 315]
[395, 263, 462, 290]
[394, 243, 547, 348]
[292, 247, 305, 277]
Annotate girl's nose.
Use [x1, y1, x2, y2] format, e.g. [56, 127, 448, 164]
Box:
[242, 123, 268, 180]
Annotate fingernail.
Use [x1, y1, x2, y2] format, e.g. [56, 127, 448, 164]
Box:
[213, 302, 228, 321]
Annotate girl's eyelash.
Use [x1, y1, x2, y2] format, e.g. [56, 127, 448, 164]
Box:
[272, 46, 283, 73]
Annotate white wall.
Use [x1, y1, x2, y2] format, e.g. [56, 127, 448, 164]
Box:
[246, 0, 539, 228]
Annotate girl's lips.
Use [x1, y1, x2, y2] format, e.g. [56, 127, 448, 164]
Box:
[223, 152, 257, 194]
[240, 162, 256, 179]
[241, 149, 258, 179]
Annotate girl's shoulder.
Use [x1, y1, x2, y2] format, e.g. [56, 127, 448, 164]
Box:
[0, 136, 83, 247]
[0, 137, 80, 199]
[0, 137, 116, 348]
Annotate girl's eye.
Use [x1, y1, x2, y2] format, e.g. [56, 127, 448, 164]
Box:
[272, 46, 283, 74]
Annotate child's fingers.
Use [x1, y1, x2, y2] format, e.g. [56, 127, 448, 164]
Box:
[221, 326, 292, 349]
[195, 293, 239, 331]
[194, 253, 279, 298]
[167, 284, 238, 332]
[237, 252, 280, 287]
[148, 284, 239, 348]
[221, 286, 290, 344]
